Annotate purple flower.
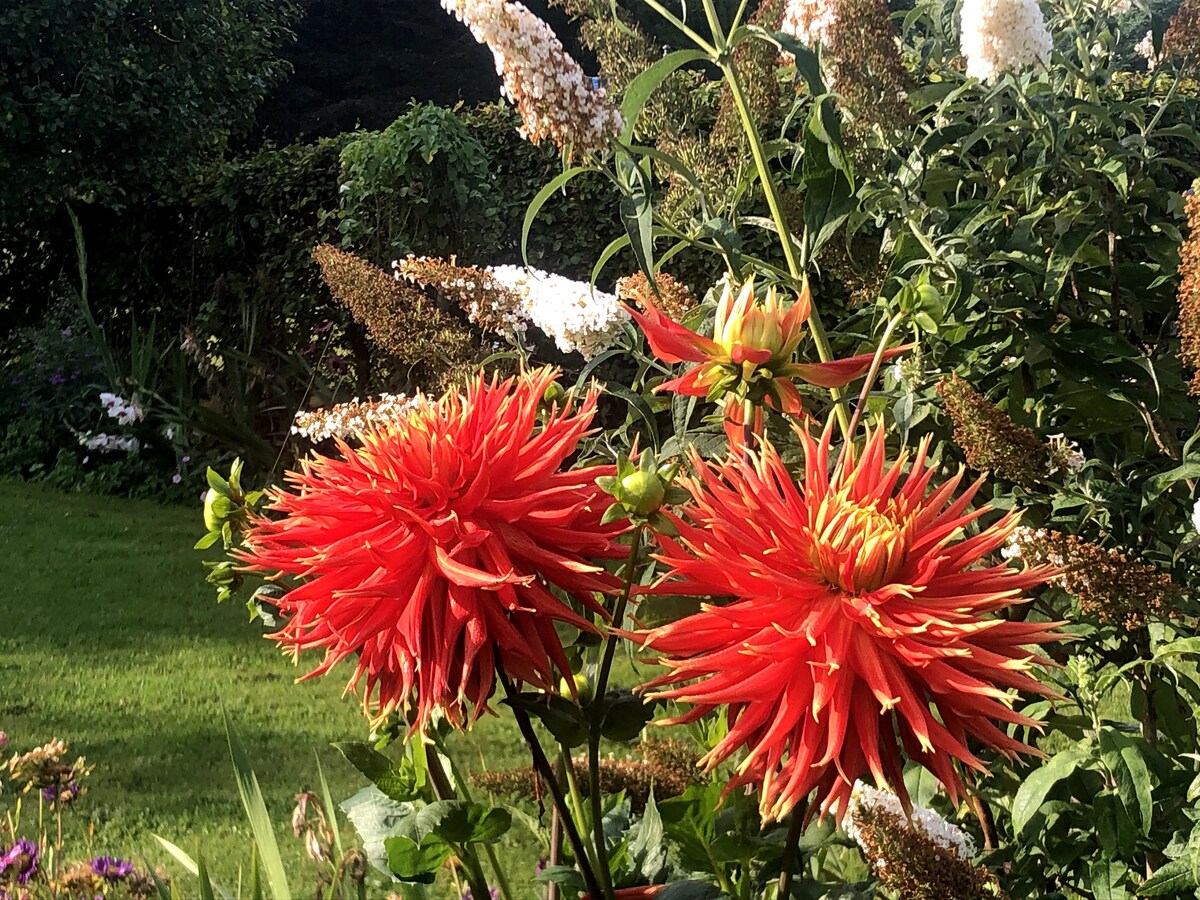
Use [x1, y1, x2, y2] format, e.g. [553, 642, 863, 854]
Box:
[49, 375, 66, 386]
[172, 474, 182, 484]
[91, 856, 136, 882]
[0, 733, 7, 749]
[182, 455, 192, 463]
[0, 839, 38, 885]
[460, 889, 500, 900]
[41, 782, 79, 806]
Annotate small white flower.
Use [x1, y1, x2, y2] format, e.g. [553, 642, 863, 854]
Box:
[1047, 433, 1085, 475]
[1136, 30, 1158, 70]
[959, 0, 1053, 84]
[488, 265, 628, 359]
[1191, 498, 1200, 535]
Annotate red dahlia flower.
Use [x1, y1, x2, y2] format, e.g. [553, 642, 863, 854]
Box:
[238, 368, 625, 733]
[636, 423, 1060, 823]
[627, 277, 907, 420]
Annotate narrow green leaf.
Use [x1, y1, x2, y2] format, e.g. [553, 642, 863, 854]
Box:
[316, 754, 345, 864]
[151, 836, 234, 900]
[521, 166, 588, 266]
[620, 49, 708, 140]
[224, 711, 293, 900]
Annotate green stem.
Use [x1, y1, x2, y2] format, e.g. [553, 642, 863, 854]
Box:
[699, 0, 726, 53]
[840, 311, 906, 449]
[586, 527, 645, 900]
[427, 748, 493, 900]
[435, 739, 517, 900]
[498, 667, 606, 900]
[720, 60, 850, 437]
[558, 747, 603, 886]
[639, 0, 718, 56]
[776, 810, 805, 899]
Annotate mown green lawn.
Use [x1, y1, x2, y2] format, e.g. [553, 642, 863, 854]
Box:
[0, 480, 543, 894]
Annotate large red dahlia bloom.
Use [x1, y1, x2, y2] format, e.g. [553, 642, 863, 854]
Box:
[238, 368, 625, 733]
[636, 424, 1060, 823]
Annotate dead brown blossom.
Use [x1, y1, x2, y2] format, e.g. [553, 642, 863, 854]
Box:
[7, 738, 91, 804]
[936, 373, 1050, 488]
[1176, 188, 1200, 395]
[312, 244, 481, 388]
[782, 0, 913, 126]
[473, 738, 701, 810]
[394, 255, 526, 335]
[548, 0, 708, 140]
[1164, 0, 1200, 67]
[616, 271, 699, 321]
[1006, 528, 1178, 630]
[849, 803, 1008, 900]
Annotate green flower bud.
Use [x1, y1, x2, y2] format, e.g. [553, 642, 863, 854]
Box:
[620, 470, 666, 516]
[203, 488, 224, 533]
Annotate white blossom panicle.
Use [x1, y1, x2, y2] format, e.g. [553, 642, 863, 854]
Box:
[1137, 30, 1159, 69]
[1192, 498, 1200, 535]
[99, 391, 145, 426]
[1047, 433, 1086, 475]
[1109, 0, 1133, 13]
[781, 0, 837, 48]
[292, 394, 420, 443]
[844, 781, 976, 860]
[959, 0, 1053, 83]
[440, 0, 624, 155]
[79, 432, 141, 454]
[488, 265, 628, 359]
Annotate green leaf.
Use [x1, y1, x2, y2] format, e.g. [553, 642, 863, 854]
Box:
[1139, 855, 1199, 895]
[224, 711, 293, 900]
[536, 865, 586, 893]
[599, 690, 657, 742]
[630, 792, 668, 881]
[1090, 857, 1129, 900]
[521, 166, 588, 267]
[1099, 730, 1153, 835]
[1156, 637, 1200, 661]
[315, 754, 345, 864]
[383, 835, 453, 883]
[425, 801, 512, 845]
[503, 693, 589, 749]
[1010, 749, 1089, 837]
[1044, 227, 1101, 303]
[619, 49, 708, 141]
[617, 148, 654, 280]
[339, 786, 417, 879]
[658, 882, 728, 900]
[194, 531, 221, 550]
[206, 467, 231, 495]
[334, 742, 424, 802]
[1144, 463, 1200, 502]
[150, 836, 233, 900]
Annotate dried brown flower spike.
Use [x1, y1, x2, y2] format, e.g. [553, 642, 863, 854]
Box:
[1177, 187, 1200, 394]
[936, 373, 1050, 488]
[616, 271, 699, 322]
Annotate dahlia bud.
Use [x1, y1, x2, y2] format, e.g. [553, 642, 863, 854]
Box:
[197, 459, 263, 550]
[597, 452, 687, 529]
[619, 471, 667, 516]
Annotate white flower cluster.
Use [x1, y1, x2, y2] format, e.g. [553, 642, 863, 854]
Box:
[1047, 433, 1086, 475]
[99, 392, 144, 426]
[1001, 525, 1063, 564]
[844, 781, 976, 860]
[1137, 30, 1158, 70]
[489, 265, 628, 359]
[781, 0, 837, 49]
[79, 432, 141, 454]
[440, 0, 624, 155]
[959, 0, 1053, 83]
[292, 394, 420, 443]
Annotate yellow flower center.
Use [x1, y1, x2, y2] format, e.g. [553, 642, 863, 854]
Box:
[810, 494, 911, 593]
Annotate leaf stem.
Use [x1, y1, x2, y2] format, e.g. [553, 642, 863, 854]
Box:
[639, 0, 718, 56]
[426, 747, 494, 900]
[776, 809, 805, 899]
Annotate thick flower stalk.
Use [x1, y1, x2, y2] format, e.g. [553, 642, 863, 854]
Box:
[959, 0, 1052, 84]
[441, 0, 624, 155]
[238, 368, 626, 732]
[636, 423, 1060, 822]
[628, 277, 905, 426]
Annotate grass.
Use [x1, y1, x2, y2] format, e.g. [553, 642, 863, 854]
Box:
[0, 480, 544, 893]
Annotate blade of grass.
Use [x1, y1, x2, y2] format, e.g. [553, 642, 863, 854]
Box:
[316, 752, 345, 862]
[150, 836, 233, 900]
[223, 709, 294, 900]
